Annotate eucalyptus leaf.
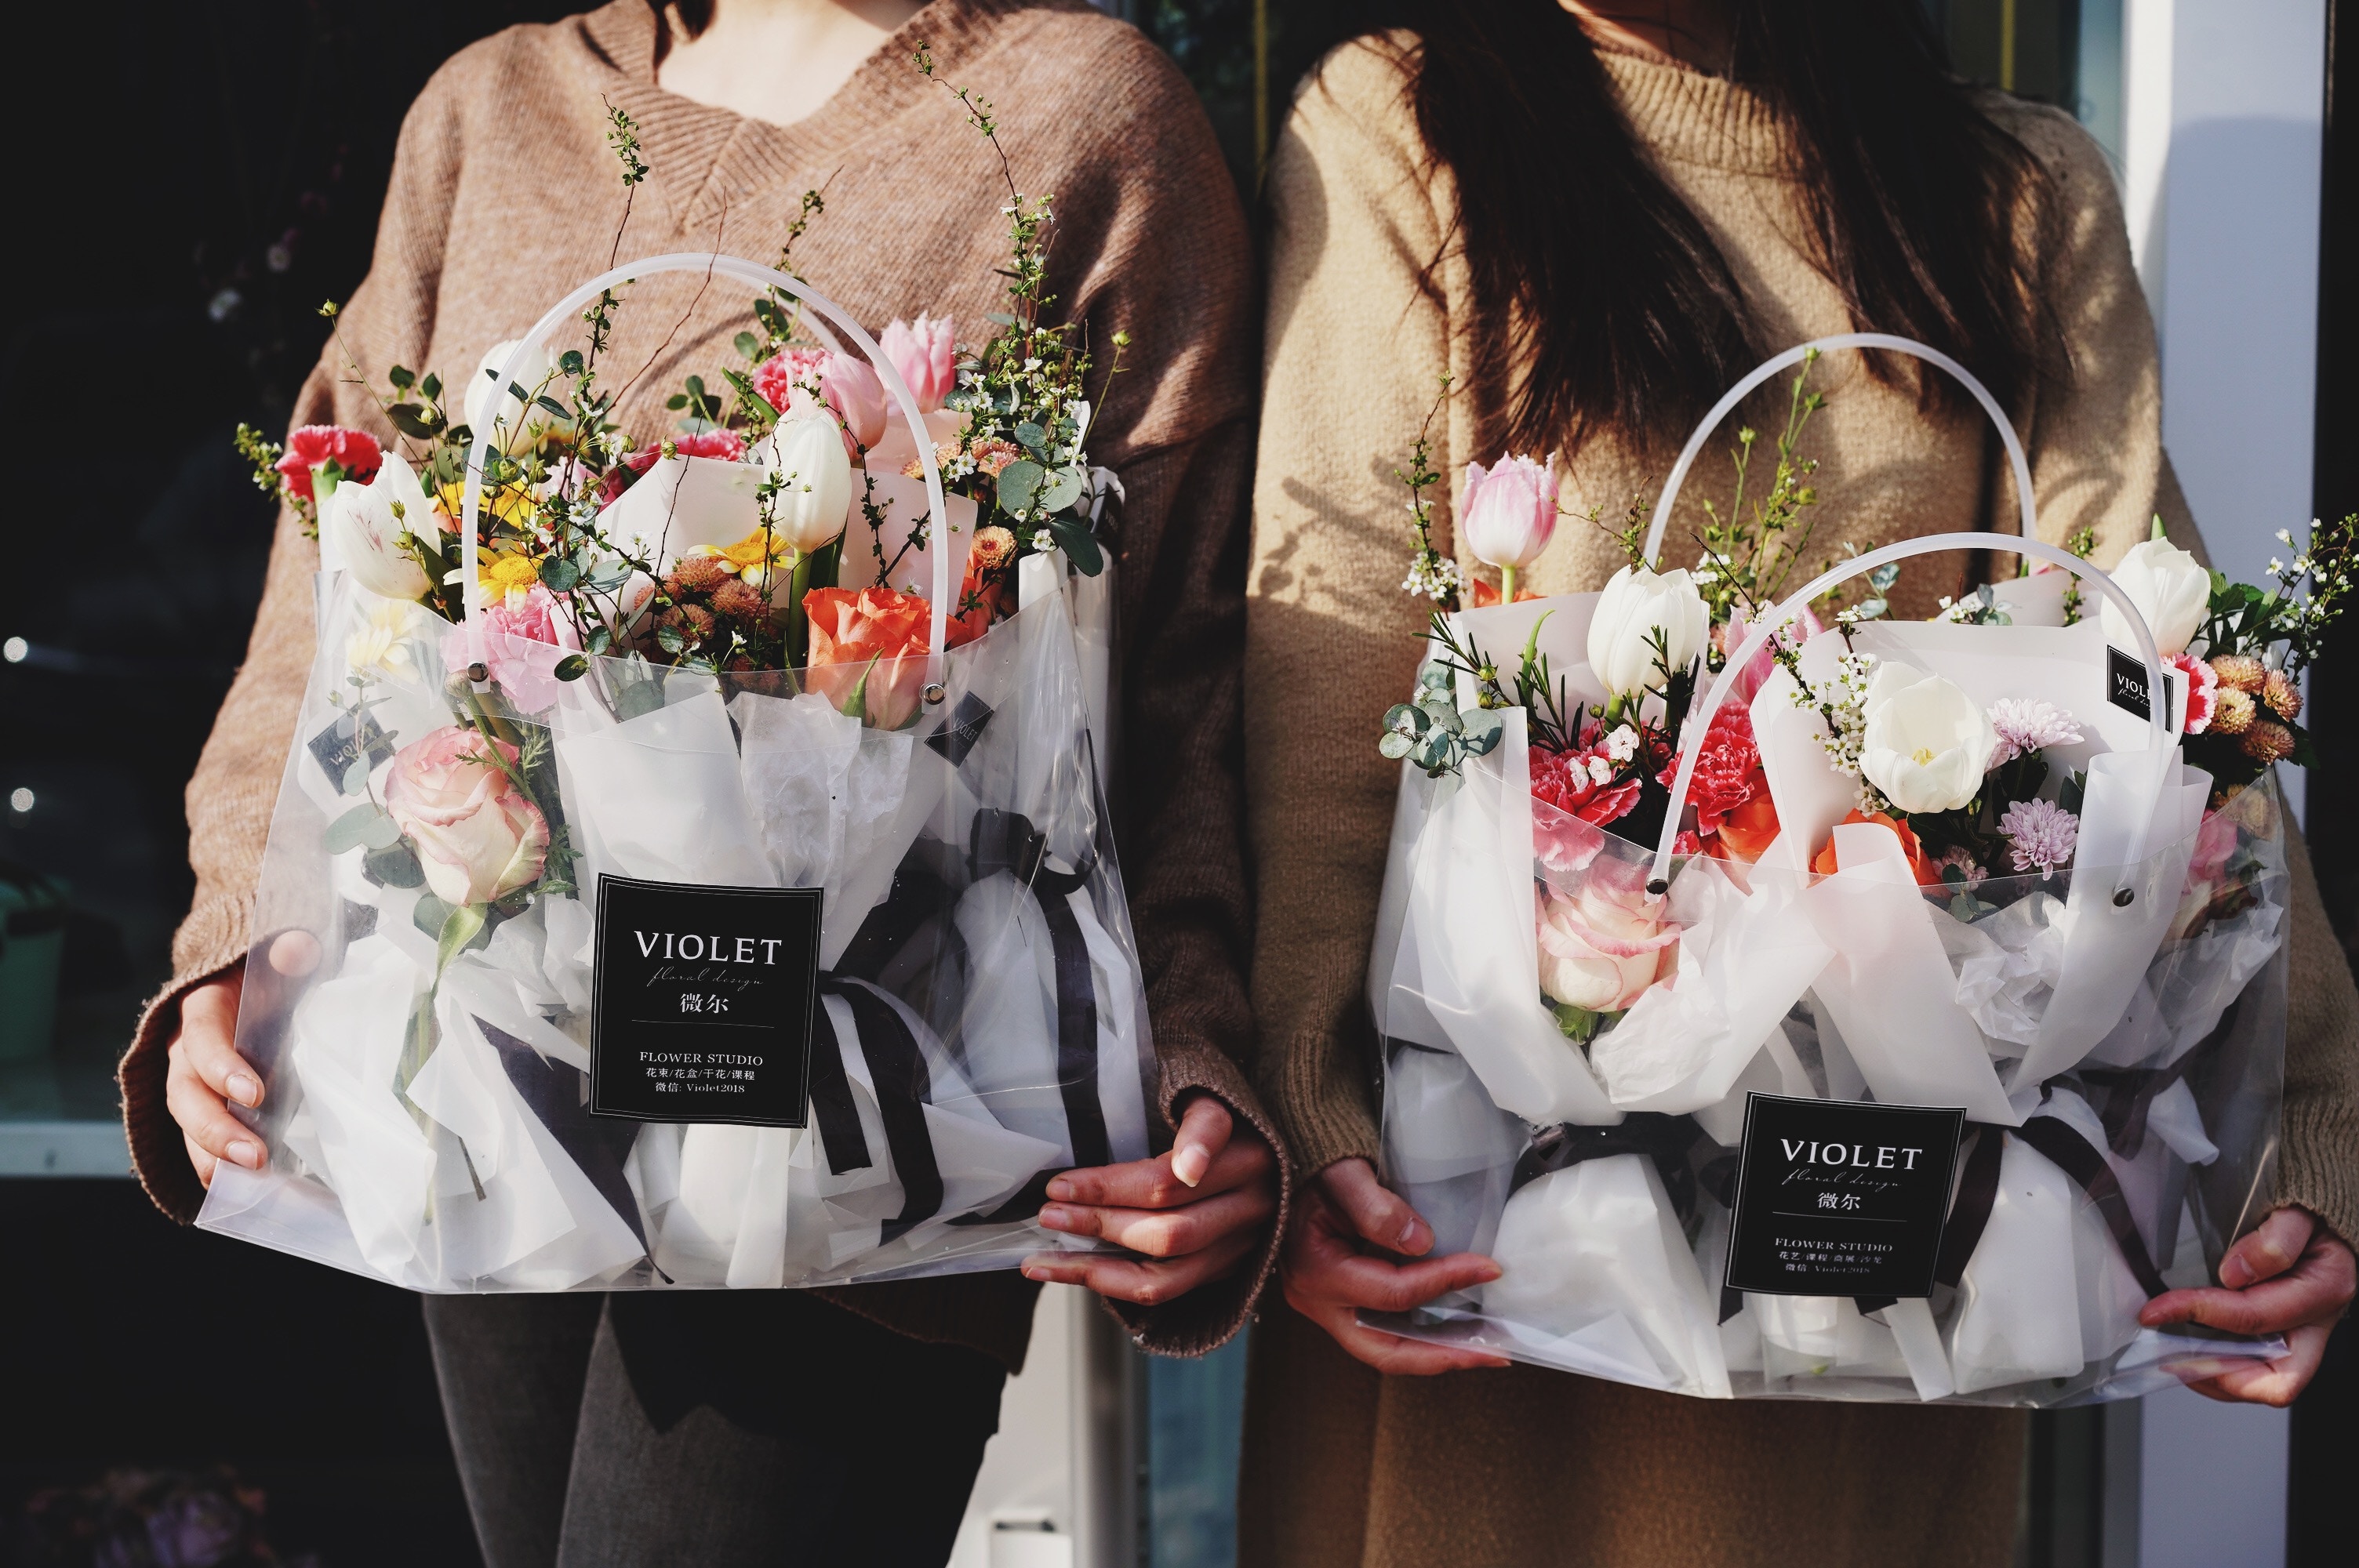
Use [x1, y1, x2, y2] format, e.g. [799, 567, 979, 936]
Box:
[362, 840, 426, 889]
[997, 459, 1045, 513]
[340, 756, 373, 796]
[554, 654, 590, 682]
[413, 893, 453, 939]
[560, 350, 586, 376]
[1379, 731, 1415, 760]
[539, 557, 583, 592]
[1015, 421, 1049, 454]
[1039, 467, 1085, 514]
[324, 804, 399, 855]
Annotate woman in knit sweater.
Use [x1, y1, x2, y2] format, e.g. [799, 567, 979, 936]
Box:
[1241, 4, 2358, 1564]
[132, 2, 1281, 1563]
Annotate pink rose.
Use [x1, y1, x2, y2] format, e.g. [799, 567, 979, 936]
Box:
[1536, 880, 1679, 1014]
[385, 726, 550, 907]
[880, 313, 956, 412]
[442, 584, 581, 715]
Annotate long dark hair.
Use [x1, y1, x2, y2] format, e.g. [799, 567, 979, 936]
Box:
[1381, 1, 2054, 454]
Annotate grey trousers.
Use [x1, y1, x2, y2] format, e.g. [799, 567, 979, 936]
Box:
[422, 1290, 1007, 1568]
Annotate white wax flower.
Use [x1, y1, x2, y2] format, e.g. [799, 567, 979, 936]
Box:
[1859, 663, 1999, 814]
[323, 453, 435, 602]
[1587, 564, 1708, 698]
[750, 413, 856, 552]
[2100, 536, 2212, 657]
[464, 338, 558, 454]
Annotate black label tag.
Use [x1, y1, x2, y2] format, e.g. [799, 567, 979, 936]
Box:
[307, 711, 395, 794]
[1723, 1094, 1965, 1298]
[589, 875, 824, 1127]
[2106, 644, 2177, 723]
[924, 691, 995, 767]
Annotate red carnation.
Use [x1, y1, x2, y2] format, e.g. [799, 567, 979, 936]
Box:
[1661, 703, 1765, 835]
[276, 425, 383, 501]
[1532, 746, 1641, 827]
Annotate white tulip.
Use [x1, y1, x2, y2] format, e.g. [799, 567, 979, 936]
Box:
[750, 413, 856, 553]
[1860, 663, 1998, 815]
[2100, 536, 2212, 657]
[1587, 564, 1709, 698]
[463, 338, 558, 455]
[322, 453, 435, 602]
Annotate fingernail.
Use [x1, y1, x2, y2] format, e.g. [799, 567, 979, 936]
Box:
[1022, 1262, 1049, 1281]
[1174, 1149, 1208, 1188]
[1045, 1177, 1074, 1201]
[1395, 1220, 1423, 1250]
[2221, 1256, 2251, 1287]
[228, 1072, 262, 1107]
[1038, 1205, 1073, 1231]
[1474, 1261, 1503, 1283]
[228, 1140, 264, 1170]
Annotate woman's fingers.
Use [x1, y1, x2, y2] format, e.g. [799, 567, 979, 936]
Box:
[1022, 1227, 1259, 1304]
[1319, 1157, 1434, 1258]
[176, 978, 262, 1109]
[2218, 1206, 2317, 1288]
[1045, 1127, 1272, 1210]
[1040, 1178, 1275, 1258]
[1295, 1300, 1511, 1375]
[2179, 1322, 2335, 1408]
[1169, 1094, 1232, 1189]
[2141, 1239, 2357, 1336]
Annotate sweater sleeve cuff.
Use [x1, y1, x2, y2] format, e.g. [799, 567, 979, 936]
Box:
[2274, 1094, 2359, 1257]
[1103, 1040, 1293, 1357]
[120, 961, 238, 1226]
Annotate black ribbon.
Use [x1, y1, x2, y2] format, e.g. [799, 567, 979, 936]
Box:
[807, 977, 944, 1245]
[1511, 1116, 1702, 1216]
[1929, 1111, 2171, 1304]
[971, 808, 1111, 1171]
[474, 1014, 649, 1255]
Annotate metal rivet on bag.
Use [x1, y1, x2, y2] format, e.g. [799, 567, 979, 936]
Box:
[1646, 878, 1668, 895]
[2113, 887, 2135, 907]
[923, 682, 947, 706]
[467, 662, 489, 684]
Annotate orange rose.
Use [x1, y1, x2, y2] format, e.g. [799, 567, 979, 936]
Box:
[803, 585, 932, 728]
[946, 566, 1003, 648]
[1812, 808, 1941, 887]
[1710, 789, 1782, 864]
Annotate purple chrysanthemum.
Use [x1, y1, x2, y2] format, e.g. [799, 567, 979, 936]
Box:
[2000, 797, 2079, 880]
[1987, 699, 2085, 767]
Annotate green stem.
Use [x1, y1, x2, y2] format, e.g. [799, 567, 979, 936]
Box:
[787, 553, 816, 666]
[1499, 564, 1518, 604]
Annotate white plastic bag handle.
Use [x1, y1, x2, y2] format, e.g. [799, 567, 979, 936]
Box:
[460, 252, 954, 676]
[1645, 339, 2182, 891]
[1641, 332, 2035, 567]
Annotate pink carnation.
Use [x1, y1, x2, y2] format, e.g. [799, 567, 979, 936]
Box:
[277, 425, 384, 500]
[2173, 652, 2219, 735]
[443, 584, 582, 715]
[598, 429, 747, 503]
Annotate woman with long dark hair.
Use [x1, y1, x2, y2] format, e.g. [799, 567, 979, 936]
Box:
[1242, 4, 2359, 1563]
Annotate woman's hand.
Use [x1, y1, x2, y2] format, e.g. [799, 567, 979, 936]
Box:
[1281, 1157, 1508, 1374]
[2139, 1205, 2357, 1406]
[1021, 1093, 1279, 1307]
[162, 931, 319, 1186]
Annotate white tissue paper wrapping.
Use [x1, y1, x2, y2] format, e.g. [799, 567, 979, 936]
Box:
[1403, 708, 1620, 1126]
[1587, 851, 1833, 1119]
[1383, 1043, 1525, 1259]
[1481, 1156, 1733, 1397]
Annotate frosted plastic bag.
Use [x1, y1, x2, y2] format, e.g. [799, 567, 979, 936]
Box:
[198, 258, 1157, 1293]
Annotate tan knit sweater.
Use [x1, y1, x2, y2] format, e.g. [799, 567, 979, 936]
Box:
[1247, 37, 2359, 1250]
[1238, 37, 2359, 1568]
[119, 0, 1283, 1369]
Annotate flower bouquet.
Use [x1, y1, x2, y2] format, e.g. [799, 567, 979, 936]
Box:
[203, 92, 1153, 1291]
[1365, 334, 2335, 1403]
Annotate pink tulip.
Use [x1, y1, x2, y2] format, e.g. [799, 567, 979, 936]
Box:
[1722, 602, 1826, 704]
[880, 313, 957, 412]
[1460, 452, 1558, 601]
[756, 349, 890, 458]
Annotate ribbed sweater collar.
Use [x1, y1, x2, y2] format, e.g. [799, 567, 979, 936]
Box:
[1596, 45, 1792, 177]
[574, 0, 1019, 230]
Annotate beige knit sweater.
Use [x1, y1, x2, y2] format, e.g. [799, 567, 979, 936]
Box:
[1248, 36, 2359, 1258]
[119, 0, 1282, 1369]
[1238, 36, 2359, 1568]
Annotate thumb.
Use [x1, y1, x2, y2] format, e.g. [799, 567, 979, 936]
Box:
[1321, 1158, 1433, 1257]
[1169, 1094, 1233, 1189]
